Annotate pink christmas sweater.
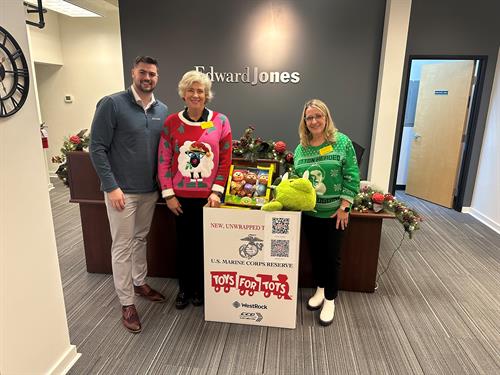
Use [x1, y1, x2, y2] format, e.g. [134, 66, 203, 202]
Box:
[158, 109, 232, 199]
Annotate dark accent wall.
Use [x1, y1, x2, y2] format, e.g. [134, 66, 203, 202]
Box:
[392, 0, 500, 206]
[118, 0, 386, 178]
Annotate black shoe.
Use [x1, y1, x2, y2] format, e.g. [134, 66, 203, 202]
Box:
[175, 291, 190, 310]
[191, 291, 204, 306]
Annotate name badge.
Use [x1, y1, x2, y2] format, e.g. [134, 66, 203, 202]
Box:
[201, 121, 214, 129]
[152, 117, 161, 120]
[319, 145, 333, 155]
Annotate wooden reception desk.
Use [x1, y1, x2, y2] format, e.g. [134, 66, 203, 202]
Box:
[67, 151, 394, 293]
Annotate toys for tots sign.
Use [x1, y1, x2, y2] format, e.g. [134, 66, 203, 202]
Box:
[203, 208, 301, 329]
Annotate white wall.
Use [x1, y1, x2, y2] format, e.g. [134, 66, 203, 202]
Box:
[0, 1, 79, 373]
[28, 9, 63, 65]
[469, 48, 500, 234]
[367, 0, 412, 191]
[28, 4, 124, 174]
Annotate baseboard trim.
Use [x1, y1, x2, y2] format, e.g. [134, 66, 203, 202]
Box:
[468, 208, 500, 234]
[47, 345, 81, 375]
[461, 206, 471, 213]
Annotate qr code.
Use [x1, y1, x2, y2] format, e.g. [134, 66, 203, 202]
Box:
[271, 239, 290, 257]
[272, 217, 290, 235]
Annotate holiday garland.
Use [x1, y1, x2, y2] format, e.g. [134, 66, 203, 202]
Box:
[353, 185, 422, 238]
[232, 126, 294, 173]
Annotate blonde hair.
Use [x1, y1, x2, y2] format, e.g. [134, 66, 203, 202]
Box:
[178, 70, 214, 103]
[298, 98, 337, 147]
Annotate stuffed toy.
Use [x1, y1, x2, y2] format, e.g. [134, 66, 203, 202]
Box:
[230, 170, 246, 195]
[245, 171, 258, 185]
[243, 171, 258, 197]
[242, 182, 256, 197]
[261, 172, 316, 211]
[255, 174, 269, 196]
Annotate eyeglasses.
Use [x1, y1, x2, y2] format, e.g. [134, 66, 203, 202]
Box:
[304, 114, 324, 122]
[137, 69, 158, 78]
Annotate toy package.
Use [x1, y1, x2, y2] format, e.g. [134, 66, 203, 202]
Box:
[224, 163, 275, 208]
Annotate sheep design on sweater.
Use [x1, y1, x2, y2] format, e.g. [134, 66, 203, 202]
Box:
[178, 141, 214, 182]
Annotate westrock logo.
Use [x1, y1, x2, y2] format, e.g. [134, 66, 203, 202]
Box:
[232, 301, 268, 310]
[194, 65, 300, 85]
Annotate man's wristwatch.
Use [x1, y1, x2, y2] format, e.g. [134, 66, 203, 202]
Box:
[343, 206, 351, 213]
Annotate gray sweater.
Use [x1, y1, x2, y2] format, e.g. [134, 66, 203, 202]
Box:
[89, 89, 168, 193]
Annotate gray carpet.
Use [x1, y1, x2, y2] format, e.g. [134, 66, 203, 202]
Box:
[49, 179, 500, 374]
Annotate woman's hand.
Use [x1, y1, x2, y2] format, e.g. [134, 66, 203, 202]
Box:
[207, 192, 222, 208]
[331, 207, 349, 230]
[166, 196, 183, 216]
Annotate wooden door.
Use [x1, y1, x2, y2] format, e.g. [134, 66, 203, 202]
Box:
[405, 61, 474, 207]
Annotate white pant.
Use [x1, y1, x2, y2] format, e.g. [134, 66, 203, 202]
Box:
[105, 191, 158, 306]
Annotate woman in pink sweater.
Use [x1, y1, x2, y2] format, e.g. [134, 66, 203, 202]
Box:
[158, 70, 232, 309]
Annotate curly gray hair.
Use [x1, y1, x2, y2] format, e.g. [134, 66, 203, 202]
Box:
[178, 70, 214, 103]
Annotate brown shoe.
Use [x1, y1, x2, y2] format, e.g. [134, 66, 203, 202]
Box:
[134, 284, 166, 303]
[122, 305, 141, 333]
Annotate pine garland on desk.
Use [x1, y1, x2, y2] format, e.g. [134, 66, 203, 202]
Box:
[352, 185, 422, 238]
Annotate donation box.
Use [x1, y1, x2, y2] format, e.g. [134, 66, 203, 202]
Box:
[203, 207, 301, 329]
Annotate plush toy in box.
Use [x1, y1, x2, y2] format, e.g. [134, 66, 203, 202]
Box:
[224, 164, 275, 208]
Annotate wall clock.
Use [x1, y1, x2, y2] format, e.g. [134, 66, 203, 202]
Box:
[0, 26, 30, 117]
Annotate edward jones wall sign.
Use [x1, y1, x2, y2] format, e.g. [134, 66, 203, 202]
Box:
[194, 65, 300, 85]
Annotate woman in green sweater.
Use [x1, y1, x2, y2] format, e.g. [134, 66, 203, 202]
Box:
[294, 99, 360, 326]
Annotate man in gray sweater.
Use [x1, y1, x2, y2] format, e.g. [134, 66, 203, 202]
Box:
[90, 56, 168, 333]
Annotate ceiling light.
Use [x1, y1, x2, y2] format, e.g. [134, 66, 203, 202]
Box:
[25, 0, 102, 17]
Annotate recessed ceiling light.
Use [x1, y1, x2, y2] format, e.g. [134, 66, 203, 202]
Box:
[25, 0, 102, 17]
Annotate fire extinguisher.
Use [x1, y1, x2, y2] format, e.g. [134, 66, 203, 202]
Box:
[40, 122, 49, 149]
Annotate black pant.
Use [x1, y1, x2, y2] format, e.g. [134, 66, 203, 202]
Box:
[175, 197, 206, 295]
[302, 214, 345, 300]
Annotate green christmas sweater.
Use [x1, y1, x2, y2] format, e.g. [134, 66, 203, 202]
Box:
[294, 132, 360, 218]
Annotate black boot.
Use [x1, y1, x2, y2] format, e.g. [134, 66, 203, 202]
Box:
[175, 291, 190, 309]
[191, 291, 204, 306]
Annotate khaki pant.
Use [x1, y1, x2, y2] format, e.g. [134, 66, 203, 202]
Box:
[105, 191, 158, 306]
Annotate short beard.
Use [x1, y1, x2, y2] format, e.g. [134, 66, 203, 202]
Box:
[135, 81, 154, 93]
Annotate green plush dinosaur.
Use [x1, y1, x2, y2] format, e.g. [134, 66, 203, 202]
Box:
[261, 172, 316, 211]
